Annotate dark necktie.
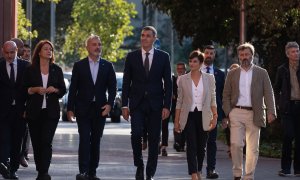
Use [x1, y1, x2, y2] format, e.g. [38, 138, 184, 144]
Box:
[10, 63, 15, 85]
[144, 52, 150, 77]
[206, 66, 210, 74]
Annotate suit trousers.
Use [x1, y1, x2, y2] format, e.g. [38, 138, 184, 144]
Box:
[0, 105, 26, 172]
[28, 109, 58, 174]
[184, 110, 208, 175]
[206, 124, 217, 172]
[130, 98, 162, 177]
[229, 108, 260, 179]
[161, 115, 170, 146]
[76, 102, 106, 175]
[280, 101, 300, 173]
[21, 123, 30, 157]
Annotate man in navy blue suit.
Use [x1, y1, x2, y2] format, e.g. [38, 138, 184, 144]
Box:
[122, 26, 172, 180]
[201, 45, 225, 179]
[0, 41, 29, 179]
[67, 35, 117, 180]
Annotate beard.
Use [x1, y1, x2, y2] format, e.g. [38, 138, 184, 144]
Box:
[204, 58, 213, 66]
[240, 58, 252, 68]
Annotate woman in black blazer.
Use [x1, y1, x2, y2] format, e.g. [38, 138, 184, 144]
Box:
[23, 40, 66, 180]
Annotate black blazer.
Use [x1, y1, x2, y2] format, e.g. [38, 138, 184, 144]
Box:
[23, 63, 66, 120]
[67, 58, 117, 117]
[0, 58, 30, 119]
[213, 67, 226, 121]
[122, 48, 172, 111]
[274, 62, 300, 114]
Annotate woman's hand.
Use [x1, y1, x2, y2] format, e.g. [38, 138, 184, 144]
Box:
[209, 114, 218, 131]
[29, 87, 47, 95]
[46, 86, 58, 94]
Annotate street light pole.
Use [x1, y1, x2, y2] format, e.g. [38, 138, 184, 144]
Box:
[240, 0, 246, 44]
[26, 0, 32, 47]
[50, 1, 56, 45]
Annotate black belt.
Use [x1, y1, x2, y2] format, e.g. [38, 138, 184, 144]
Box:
[235, 106, 252, 111]
[290, 100, 300, 105]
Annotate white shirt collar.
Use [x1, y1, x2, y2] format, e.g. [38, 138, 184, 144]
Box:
[88, 56, 100, 63]
[142, 47, 154, 55]
[6, 57, 17, 66]
[240, 63, 254, 72]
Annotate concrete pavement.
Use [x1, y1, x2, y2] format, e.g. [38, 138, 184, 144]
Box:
[1, 119, 295, 180]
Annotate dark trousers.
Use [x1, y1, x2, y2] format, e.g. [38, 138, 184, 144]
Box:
[76, 103, 106, 175]
[130, 99, 162, 177]
[184, 111, 208, 175]
[280, 101, 300, 173]
[21, 123, 30, 157]
[28, 109, 58, 174]
[0, 105, 25, 172]
[161, 115, 170, 146]
[206, 124, 217, 172]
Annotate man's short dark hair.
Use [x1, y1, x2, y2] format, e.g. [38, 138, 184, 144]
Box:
[142, 26, 157, 37]
[176, 62, 186, 68]
[24, 44, 30, 49]
[204, 45, 215, 51]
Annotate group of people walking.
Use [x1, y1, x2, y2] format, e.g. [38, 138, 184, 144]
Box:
[0, 25, 299, 180]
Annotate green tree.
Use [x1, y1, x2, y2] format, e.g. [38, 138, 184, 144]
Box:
[143, 0, 239, 47]
[17, 1, 38, 40]
[63, 0, 137, 62]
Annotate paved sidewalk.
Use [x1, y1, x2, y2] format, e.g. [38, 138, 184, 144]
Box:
[0, 120, 294, 180]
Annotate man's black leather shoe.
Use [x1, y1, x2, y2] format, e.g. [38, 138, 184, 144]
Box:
[135, 166, 144, 180]
[0, 163, 10, 179]
[234, 177, 241, 180]
[10, 172, 19, 179]
[146, 176, 154, 180]
[76, 173, 89, 180]
[206, 170, 219, 179]
[89, 174, 101, 180]
[36, 173, 51, 180]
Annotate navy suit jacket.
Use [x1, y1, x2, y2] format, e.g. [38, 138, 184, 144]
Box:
[67, 57, 117, 117]
[122, 48, 172, 111]
[213, 67, 226, 121]
[23, 63, 66, 120]
[0, 58, 30, 120]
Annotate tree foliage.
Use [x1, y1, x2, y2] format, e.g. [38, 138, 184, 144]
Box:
[143, 0, 300, 72]
[17, 1, 38, 40]
[63, 0, 137, 62]
[143, 0, 239, 47]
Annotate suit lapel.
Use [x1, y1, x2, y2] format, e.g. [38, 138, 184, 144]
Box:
[137, 50, 146, 77]
[250, 66, 257, 97]
[83, 58, 94, 85]
[185, 73, 193, 104]
[234, 68, 241, 99]
[150, 49, 159, 76]
[95, 58, 104, 86]
[0, 60, 10, 83]
[202, 73, 208, 102]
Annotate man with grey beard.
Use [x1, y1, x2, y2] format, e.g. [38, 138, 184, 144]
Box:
[222, 42, 276, 180]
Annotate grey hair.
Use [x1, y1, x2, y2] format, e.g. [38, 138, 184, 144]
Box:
[285, 41, 299, 53]
[85, 34, 101, 47]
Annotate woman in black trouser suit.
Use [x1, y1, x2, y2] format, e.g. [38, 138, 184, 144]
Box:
[23, 40, 66, 180]
[174, 50, 217, 180]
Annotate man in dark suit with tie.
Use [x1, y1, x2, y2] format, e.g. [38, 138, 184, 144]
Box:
[201, 45, 225, 179]
[67, 35, 117, 180]
[122, 26, 172, 180]
[0, 41, 29, 179]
